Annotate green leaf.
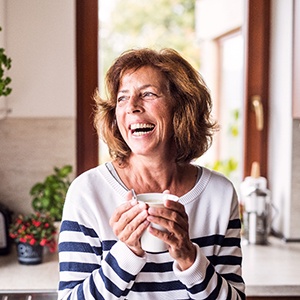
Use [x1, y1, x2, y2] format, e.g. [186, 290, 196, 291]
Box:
[0, 27, 13, 97]
[41, 197, 50, 209]
[30, 183, 45, 195]
[57, 165, 73, 177]
[32, 197, 41, 210]
[31, 165, 73, 221]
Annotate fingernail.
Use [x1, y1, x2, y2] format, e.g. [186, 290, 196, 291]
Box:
[143, 220, 150, 226]
[148, 207, 155, 214]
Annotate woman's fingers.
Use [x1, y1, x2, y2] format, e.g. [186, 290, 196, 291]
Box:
[146, 212, 186, 243]
[120, 209, 149, 243]
[109, 191, 149, 256]
[116, 202, 147, 236]
[109, 198, 136, 226]
[148, 201, 188, 230]
[146, 200, 196, 269]
[146, 201, 188, 245]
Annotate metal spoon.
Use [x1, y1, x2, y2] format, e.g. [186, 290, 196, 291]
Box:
[131, 189, 137, 201]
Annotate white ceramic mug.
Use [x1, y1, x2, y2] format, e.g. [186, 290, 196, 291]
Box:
[137, 193, 179, 253]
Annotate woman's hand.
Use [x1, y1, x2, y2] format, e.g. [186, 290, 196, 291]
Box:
[109, 191, 149, 256]
[147, 195, 196, 271]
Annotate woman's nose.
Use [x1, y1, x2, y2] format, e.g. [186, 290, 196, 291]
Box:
[126, 94, 143, 114]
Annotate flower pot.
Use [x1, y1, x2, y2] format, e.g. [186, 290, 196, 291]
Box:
[16, 243, 43, 265]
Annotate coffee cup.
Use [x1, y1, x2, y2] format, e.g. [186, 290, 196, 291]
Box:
[137, 193, 179, 253]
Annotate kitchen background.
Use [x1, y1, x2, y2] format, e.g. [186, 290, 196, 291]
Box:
[0, 0, 299, 242]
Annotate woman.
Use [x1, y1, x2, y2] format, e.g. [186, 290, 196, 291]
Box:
[58, 48, 245, 299]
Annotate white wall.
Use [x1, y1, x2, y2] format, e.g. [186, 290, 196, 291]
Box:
[268, 0, 300, 240]
[196, 0, 243, 40]
[6, 0, 75, 117]
[0, 0, 76, 216]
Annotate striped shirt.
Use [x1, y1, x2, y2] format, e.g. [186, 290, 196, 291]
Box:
[58, 163, 245, 299]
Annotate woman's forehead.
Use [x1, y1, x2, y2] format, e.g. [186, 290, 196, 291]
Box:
[119, 66, 167, 88]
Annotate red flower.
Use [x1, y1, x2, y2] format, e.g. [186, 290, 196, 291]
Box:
[9, 233, 17, 239]
[29, 238, 36, 245]
[40, 238, 47, 246]
[9, 212, 57, 251]
[25, 234, 32, 239]
[33, 220, 41, 227]
[19, 237, 27, 243]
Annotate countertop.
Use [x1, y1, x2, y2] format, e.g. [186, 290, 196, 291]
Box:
[0, 246, 58, 292]
[242, 236, 300, 297]
[0, 237, 300, 297]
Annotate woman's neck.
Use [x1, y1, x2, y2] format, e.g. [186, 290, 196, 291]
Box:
[112, 157, 198, 197]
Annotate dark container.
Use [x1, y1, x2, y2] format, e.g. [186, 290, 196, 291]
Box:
[0, 203, 12, 255]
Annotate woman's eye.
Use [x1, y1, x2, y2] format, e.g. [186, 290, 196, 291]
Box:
[142, 92, 157, 99]
[117, 95, 127, 102]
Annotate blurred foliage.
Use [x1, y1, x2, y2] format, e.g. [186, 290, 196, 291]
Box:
[207, 108, 240, 178]
[228, 108, 240, 137]
[0, 27, 12, 97]
[207, 158, 238, 178]
[99, 0, 200, 94]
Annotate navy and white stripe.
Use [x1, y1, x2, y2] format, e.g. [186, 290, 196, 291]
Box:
[58, 163, 245, 299]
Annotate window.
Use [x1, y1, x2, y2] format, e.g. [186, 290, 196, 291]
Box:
[76, 0, 271, 184]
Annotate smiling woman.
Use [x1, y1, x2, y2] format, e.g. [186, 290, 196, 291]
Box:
[94, 48, 216, 167]
[114, 66, 174, 161]
[58, 48, 245, 300]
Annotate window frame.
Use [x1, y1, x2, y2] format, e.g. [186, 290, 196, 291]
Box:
[76, 0, 99, 175]
[75, 0, 271, 179]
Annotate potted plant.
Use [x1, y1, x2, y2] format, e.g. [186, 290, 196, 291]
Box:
[30, 165, 73, 222]
[9, 212, 56, 264]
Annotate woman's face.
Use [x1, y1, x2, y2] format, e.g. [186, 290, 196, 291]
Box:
[115, 66, 175, 158]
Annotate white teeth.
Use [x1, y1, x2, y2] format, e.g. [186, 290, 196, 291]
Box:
[130, 123, 155, 130]
[133, 131, 149, 136]
[130, 123, 155, 136]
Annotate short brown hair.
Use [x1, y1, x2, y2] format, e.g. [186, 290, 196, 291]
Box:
[94, 48, 218, 165]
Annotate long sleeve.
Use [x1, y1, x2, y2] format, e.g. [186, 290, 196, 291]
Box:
[58, 212, 147, 299]
[173, 190, 245, 299]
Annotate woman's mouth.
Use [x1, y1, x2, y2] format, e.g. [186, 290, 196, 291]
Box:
[130, 123, 155, 136]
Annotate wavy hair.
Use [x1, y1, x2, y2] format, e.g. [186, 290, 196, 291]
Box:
[94, 48, 218, 166]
